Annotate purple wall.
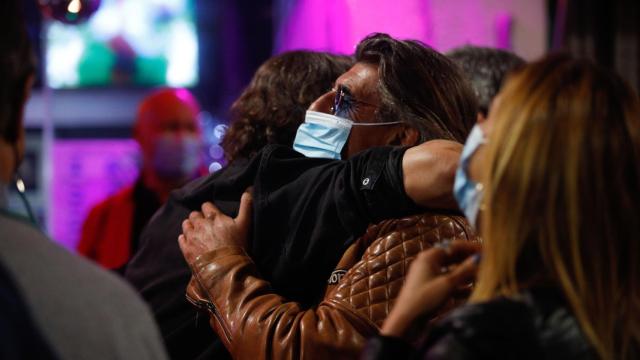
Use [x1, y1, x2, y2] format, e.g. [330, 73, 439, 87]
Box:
[50, 140, 139, 249]
[275, 0, 546, 60]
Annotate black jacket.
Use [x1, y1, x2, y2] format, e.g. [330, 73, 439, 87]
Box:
[362, 288, 596, 360]
[125, 145, 419, 359]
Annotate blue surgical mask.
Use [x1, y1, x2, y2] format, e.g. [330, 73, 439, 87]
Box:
[153, 134, 202, 180]
[454, 124, 487, 228]
[293, 110, 401, 159]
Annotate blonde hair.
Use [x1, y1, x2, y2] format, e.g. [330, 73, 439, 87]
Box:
[470, 55, 640, 359]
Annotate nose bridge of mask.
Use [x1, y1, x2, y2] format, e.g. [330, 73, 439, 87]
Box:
[305, 110, 354, 129]
[351, 120, 402, 126]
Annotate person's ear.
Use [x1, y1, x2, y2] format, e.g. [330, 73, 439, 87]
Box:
[400, 126, 420, 146]
[385, 125, 420, 147]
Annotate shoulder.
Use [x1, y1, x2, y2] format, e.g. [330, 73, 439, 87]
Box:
[0, 214, 146, 308]
[0, 215, 167, 358]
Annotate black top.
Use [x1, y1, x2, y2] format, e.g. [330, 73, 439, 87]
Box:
[114, 179, 161, 276]
[362, 288, 597, 360]
[125, 145, 419, 359]
[130, 179, 161, 258]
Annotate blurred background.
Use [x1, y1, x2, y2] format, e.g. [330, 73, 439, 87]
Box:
[13, 0, 640, 250]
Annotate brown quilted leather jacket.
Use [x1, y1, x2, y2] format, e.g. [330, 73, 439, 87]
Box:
[186, 213, 479, 359]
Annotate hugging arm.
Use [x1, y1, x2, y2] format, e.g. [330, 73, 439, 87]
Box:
[402, 140, 463, 210]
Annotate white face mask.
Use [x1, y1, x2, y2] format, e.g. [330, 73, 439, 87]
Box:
[293, 111, 401, 160]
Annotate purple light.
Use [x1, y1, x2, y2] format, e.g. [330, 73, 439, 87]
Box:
[275, 0, 546, 58]
[50, 139, 139, 250]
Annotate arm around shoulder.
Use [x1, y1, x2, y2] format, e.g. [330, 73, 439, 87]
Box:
[402, 140, 462, 210]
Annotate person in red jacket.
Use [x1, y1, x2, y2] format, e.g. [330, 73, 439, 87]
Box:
[78, 88, 204, 273]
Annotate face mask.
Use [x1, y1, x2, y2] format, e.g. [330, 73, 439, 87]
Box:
[454, 124, 487, 228]
[293, 110, 401, 159]
[152, 134, 202, 180]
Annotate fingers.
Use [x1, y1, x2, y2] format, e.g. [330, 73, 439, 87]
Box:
[416, 247, 448, 277]
[189, 211, 204, 222]
[442, 241, 482, 265]
[412, 240, 481, 278]
[236, 189, 253, 228]
[201, 202, 221, 219]
[446, 254, 480, 287]
[182, 219, 194, 234]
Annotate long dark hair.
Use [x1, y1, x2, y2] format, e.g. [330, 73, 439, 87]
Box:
[355, 33, 477, 143]
[221, 51, 353, 162]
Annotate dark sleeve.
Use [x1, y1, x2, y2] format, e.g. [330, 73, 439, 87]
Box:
[123, 159, 263, 360]
[361, 335, 415, 360]
[124, 198, 227, 359]
[251, 145, 421, 306]
[420, 300, 543, 360]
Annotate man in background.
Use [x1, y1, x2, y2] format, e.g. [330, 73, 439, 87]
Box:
[78, 88, 204, 273]
[447, 45, 525, 122]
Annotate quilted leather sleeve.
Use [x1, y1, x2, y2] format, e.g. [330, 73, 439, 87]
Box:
[185, 213, 478, 359]
[326, 213, 479, 328]
[187, 247, 378, 360]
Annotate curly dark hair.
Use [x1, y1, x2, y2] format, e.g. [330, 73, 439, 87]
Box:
[0, 0, 36, 143]
[447, 45, 525, 117]
[355, 33, 478, 143]
[221, 51, 353, 162]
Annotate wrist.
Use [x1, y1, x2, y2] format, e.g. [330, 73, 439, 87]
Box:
[380, 308, 418, 338]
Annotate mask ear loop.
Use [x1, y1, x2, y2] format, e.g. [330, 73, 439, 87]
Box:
[12, 144, 37, 226]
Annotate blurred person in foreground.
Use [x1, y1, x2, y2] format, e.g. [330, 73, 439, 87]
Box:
[125, 51, 354, 359]
[364, 55, 640, 359]
[175, 34, 479, 359]
[78, 88, 204, 273]
[447, 45, 525, 122]
[0, 1, 168, 358]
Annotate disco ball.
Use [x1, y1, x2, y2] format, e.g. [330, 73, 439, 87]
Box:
[38, 0, 101, 25]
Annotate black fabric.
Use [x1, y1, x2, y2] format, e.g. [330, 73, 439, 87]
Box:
[113, 179, 161, 276]
[0, 261, 58, 360]
[130, 179, 162, 258]
[362, 288, 597, 360]
[361, 335, 413, 360]
[125, 144, 418, 359]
